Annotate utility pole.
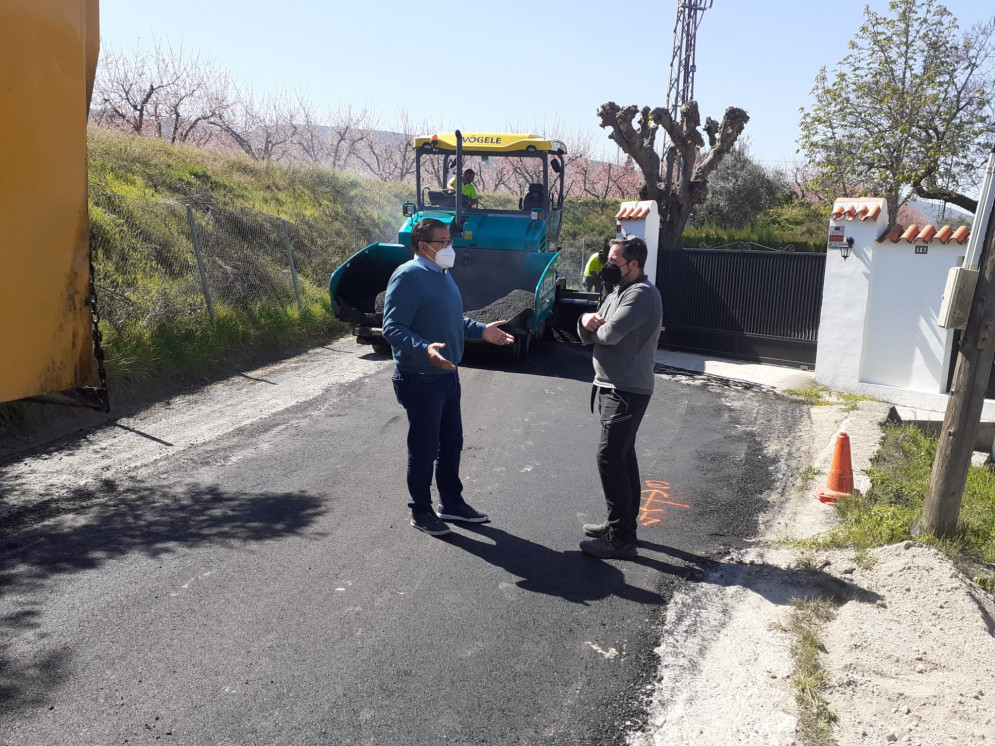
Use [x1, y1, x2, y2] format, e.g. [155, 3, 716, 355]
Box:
[661, 1, 714, 243]
[923, 149, 995, 536]
[664, 1, 713, 127]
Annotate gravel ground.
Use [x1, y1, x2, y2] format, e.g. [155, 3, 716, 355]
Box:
[631, 398, 995, 746]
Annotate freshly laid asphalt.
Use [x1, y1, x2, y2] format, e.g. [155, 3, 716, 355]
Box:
[0, 338, 814, 746]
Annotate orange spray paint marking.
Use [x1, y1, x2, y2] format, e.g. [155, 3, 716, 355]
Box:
[639, 480, 691, 527]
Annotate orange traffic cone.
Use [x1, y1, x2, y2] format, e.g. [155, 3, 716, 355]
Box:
[816, 432, 854, 504]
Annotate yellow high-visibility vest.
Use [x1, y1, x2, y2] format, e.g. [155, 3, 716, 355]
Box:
[584, 253, 603, 277]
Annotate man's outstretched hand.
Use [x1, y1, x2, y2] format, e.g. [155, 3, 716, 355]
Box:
[426, 342, 457, 370]
[483, 321, 514, 346]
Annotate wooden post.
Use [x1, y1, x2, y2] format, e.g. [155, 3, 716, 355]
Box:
[923, 186, 995, 536]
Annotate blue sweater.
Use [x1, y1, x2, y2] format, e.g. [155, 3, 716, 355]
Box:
[382, 255, 486, 372]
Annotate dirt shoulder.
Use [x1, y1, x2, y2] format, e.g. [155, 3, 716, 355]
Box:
[635, 400, 995, 746]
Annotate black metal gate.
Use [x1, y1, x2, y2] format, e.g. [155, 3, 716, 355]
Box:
[657, 249, 826, 367]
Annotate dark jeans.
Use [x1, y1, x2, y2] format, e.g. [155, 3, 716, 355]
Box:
[392, 368, 464, 514]
[583, 276, 603, 293]
[596, 387, 651, 544]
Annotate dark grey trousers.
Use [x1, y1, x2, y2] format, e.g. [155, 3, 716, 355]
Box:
[596, 386, 651, 544]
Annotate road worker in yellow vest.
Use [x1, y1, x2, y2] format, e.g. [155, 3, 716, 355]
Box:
[583, 252, 604, 293]
[447, 168, 479, 207]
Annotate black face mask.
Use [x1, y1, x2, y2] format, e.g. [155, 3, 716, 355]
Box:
[601, 261, 624, 287]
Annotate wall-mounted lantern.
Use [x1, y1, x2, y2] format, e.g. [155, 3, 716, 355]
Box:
[840, 236, 854, 260]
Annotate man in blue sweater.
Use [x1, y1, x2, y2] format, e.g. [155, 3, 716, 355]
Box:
[383, 218, 514, 536]
[577, 235, 663, 559]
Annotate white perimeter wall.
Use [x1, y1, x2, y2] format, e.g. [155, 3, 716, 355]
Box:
[815, 201, 995, 418]
[618, 201, 659, 284]
[859, 242, 959, 392]
[814, 215, 879, 392]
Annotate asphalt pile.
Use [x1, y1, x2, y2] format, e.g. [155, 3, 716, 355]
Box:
[465, 290, 535, 332]
[373, 288, 535, 334]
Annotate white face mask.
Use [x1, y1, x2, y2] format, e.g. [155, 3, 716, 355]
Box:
[430, 245, 456, 270]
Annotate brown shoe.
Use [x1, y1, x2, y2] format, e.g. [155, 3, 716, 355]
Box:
[582, 521, 609, 538]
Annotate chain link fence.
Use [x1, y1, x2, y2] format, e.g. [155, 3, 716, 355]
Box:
[87, 189, 613, 339]
[88, 192, 370, 337]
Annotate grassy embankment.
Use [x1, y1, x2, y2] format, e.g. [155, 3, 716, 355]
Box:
[85, 127, 409, 388]
[0, 130, 408, 431]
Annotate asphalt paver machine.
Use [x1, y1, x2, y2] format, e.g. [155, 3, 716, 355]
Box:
[329, 131, 574, 362]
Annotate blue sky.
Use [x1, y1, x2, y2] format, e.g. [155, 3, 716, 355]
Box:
[99, 0, 994, 168]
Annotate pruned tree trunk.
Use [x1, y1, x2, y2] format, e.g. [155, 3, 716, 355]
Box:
[597, 101, 749, 282]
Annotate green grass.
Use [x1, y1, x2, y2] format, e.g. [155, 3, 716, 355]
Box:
[683, 225, 826, 253]
[80, 128, 403, 393]
[102, 297, 349, 384]
[807, 423, 995, 595]
[783, 385, 876, 413]
[782, 422, 995, 743]
[799, 466, 822, 490]
[556, 197, 622, 286]
[2, 128, 401, 435]
[784, 386, 833, 406]
[783, 597, 840, 746]
[87, 126, 405, 242]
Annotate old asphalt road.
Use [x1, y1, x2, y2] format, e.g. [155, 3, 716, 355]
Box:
[0, 336, 812, 746]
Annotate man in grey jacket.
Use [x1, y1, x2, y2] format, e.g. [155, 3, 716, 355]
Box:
[577, 235, 663, 559]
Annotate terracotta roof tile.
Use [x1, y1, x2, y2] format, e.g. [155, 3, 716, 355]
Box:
[875, 223, 971, 244]
[831, 197, 887, 222]
[886, 225, 904, 242]
[614, 201, 654, 221]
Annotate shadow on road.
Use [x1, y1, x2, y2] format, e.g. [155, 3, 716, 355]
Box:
[0, 483, 326, 718]
[451, 526, 886, 611]
[447, 524, 686, 605]
[636, 539, 883, 607]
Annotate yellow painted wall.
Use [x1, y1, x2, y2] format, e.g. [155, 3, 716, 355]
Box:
[0, 0, 97, 402]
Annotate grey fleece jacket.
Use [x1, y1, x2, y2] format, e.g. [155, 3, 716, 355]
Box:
[577, 275, 663, 395]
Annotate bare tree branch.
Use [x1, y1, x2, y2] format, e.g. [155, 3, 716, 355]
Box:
[598, 99, 749, 256]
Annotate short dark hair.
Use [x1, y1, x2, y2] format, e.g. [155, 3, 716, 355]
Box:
[463, 168, 475, 178]
[609, 235, 648, 269]
[411, 218, 448, 251]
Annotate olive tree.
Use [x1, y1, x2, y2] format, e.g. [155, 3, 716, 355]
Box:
[798, 0, 995, 222]
[597, 101, 750, 259]
[690, 146, 788, 230]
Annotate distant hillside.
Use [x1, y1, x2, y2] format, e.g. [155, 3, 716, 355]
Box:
[906, 196, 973, 226]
